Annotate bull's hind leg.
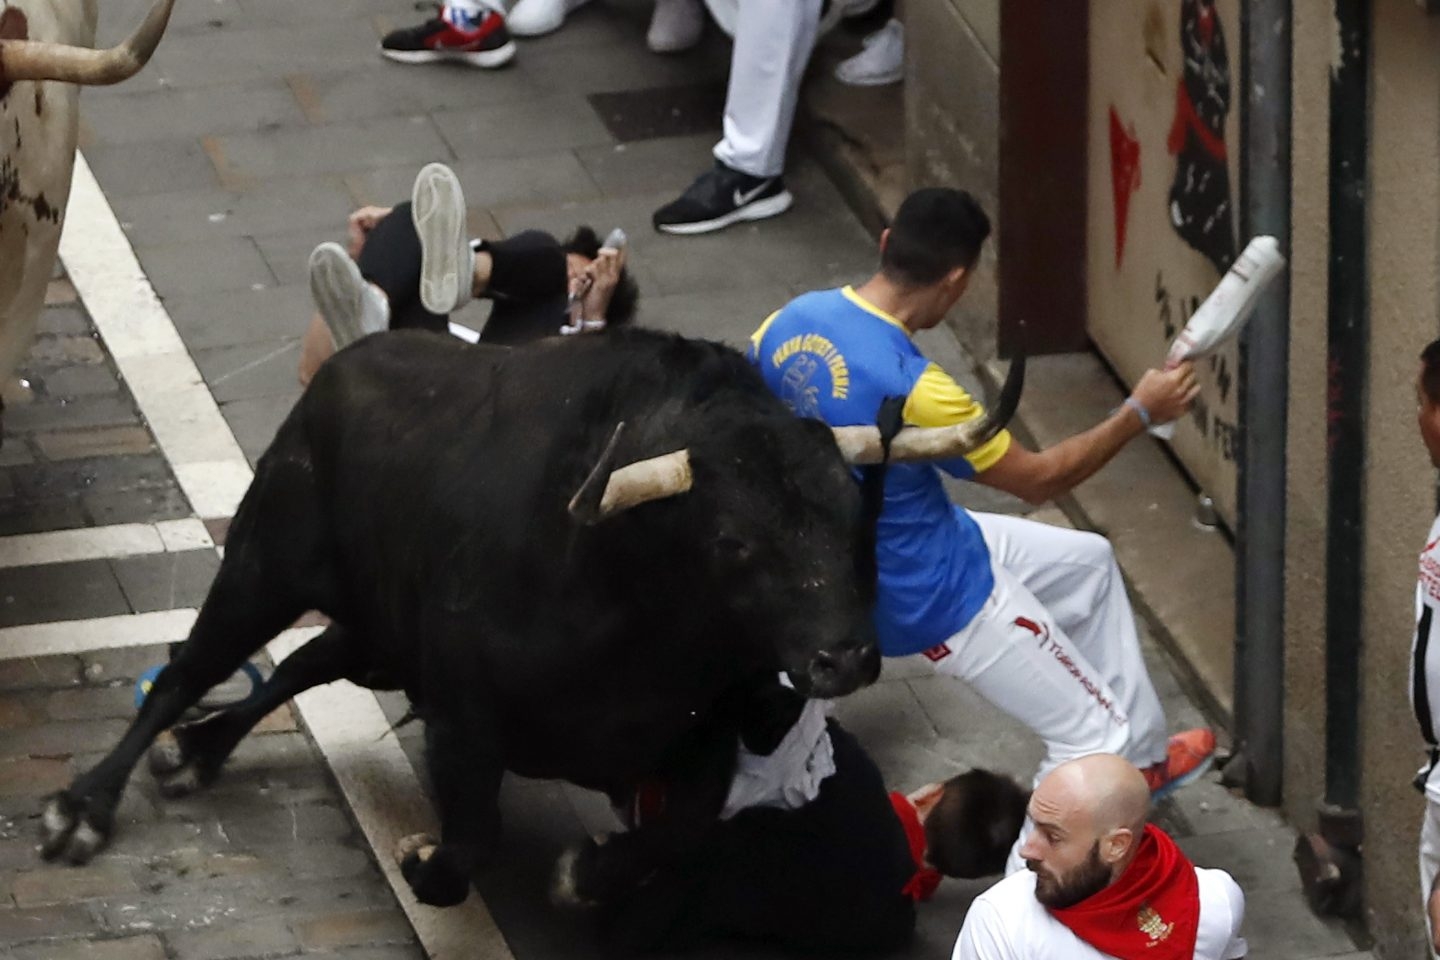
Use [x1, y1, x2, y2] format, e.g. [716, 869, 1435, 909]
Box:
[148, 625, 379, 797]
[41, 451, 334, 865]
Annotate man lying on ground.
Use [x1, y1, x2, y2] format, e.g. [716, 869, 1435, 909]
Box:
[298, 162, 639, 385]
[597, 681, 1029, 955]
[954, 753, 1246, 960]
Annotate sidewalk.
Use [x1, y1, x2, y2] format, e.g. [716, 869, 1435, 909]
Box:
[0, 2, 1367, 957]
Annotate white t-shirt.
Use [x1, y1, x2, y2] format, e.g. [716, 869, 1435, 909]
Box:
[952, 867, 1247, 960]
[1412, 513, 1440, 803]
[720, 696, 835, 820]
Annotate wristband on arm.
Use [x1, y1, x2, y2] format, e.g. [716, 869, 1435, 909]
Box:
[1120, 396, 1152, 427]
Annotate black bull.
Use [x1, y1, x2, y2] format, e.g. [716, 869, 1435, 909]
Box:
[39, 327, 1018, 909]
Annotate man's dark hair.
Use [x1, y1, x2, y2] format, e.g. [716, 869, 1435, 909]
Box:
[924, 768, 1029, 879]
[564, 226, 640, 327]
[880, 188, 992, 287]
[1422, 339, 1440, 405]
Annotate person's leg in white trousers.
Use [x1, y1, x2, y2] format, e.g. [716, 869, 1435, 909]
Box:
[925, 560, 1134, 872]
[1422, 800, 1440, 960]
[970, 511, 1170, 768]
[711, 0, 823, 178]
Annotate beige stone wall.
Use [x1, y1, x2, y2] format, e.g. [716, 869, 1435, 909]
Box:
[1358, 5, 1440, 954]
[1280, 0, 1331, 847]
[1085, 0, 1242, 525]
[904, 0, 1000, 356]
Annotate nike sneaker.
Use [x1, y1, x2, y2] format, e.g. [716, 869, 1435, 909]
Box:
[380, 6, 516, 68]
[1143, 728, 1218, 800]
[652, 161, 793, 235]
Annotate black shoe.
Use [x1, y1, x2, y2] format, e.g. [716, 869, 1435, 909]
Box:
[652, 162, 794, 235]
[381, 8, 517, 68]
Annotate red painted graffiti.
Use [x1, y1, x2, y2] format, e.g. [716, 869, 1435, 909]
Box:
[1109, 107, 1141, 269]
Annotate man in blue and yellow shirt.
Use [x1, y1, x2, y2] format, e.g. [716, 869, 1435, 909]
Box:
[750, 188, 1214, 871]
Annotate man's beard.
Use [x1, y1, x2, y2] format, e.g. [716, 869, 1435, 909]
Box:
[1028, 841, 1112, 909]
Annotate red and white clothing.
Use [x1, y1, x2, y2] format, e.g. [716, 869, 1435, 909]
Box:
[1413, 512, 1440, 956]
[953, 862, 1246, 960]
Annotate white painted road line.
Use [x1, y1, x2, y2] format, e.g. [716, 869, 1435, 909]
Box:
[59, 155, 252, 521]
[271, 632, 513, 960]
[0, 609, 198, 659]
[0, 518, 213, 569]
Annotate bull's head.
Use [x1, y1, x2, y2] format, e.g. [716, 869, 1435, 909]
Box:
[567, 356, 1025, 699]
[0, 0, 175, 86]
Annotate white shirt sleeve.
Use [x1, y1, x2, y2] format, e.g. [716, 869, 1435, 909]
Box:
[1219, 872, 1248, 959]
[953, 899, 1018, 960]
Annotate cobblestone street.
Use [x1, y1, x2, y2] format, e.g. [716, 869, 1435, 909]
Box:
[0, 1, 1372, 958]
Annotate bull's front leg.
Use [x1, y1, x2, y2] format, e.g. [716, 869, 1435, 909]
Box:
[397, 719, 503, 907]
[553, 715, 737, 908]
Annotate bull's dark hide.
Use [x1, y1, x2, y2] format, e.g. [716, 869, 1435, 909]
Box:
[43, 328, 882, 909]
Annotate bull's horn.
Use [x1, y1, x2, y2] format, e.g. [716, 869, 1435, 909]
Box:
[568, 422, 693, 525]
[0, 0, 176, 86]
[831, 354, 1026, 465]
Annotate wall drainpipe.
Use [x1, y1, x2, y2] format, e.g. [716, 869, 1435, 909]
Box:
[1295, 0, 1369, 920]
[1232, 0, 1291, 811]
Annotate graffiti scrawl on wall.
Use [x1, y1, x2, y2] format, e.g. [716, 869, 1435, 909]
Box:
[1109, 107, 1142, 268]
[1166, 0, 1236, 272]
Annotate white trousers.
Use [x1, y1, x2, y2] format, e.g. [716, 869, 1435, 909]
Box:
[1422, 799, 1440, 959]
[923, 513, 1169, 874]
[972, 512, 1169, 767]
[711, 0, 822, 177]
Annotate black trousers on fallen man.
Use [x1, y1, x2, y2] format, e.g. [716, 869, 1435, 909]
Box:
[603, 722, 918, 956]
[357, 200, 570, 345]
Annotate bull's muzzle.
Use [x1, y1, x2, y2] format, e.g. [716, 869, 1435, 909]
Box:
[0, 0, 175, 86]
[800, 641, 880, 700]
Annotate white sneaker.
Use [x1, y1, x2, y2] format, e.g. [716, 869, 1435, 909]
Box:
[412, 162, 476, 315]
[835, 18, 903, 87]
[506, 0, 591, 37]
[647, 0, 704, 53]
[309, 243, 390, 348]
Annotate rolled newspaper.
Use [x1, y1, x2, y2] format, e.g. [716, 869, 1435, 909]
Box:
[1150, 235, 1287, 439]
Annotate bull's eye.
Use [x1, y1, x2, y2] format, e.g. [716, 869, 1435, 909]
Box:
[714, 536, 753, 563]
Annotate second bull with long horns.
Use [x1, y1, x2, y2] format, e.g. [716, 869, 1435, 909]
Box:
[0, 0, 175, 424]
[40, 328, 1021, 909]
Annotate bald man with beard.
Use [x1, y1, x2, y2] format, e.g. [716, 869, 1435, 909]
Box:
[953, 755, 1247, 960]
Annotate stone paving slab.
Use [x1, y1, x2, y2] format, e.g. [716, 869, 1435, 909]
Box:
[0, 1, 1374, 958]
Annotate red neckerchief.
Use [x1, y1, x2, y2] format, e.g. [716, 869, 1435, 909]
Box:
[1048, 825, 1200, 960]
[888, 792, 942, 902]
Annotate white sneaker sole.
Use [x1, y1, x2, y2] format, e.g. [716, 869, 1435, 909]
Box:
[380, 41, 517, 68]
[655, 190, 794, 236]
[835, 66, 903, 87]
[309, 243, 371, 348]
[413, 163, 473, 315]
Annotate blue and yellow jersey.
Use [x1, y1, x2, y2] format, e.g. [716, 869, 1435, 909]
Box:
[749, 286, 1012, 656]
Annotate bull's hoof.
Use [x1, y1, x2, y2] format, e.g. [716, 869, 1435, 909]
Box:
[399, 840, 469, 907]
[550, 844, 600, 910]
[395, 832, 438, 865]
[39, 791, 113, 865]
[146, 717, 226, 797]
